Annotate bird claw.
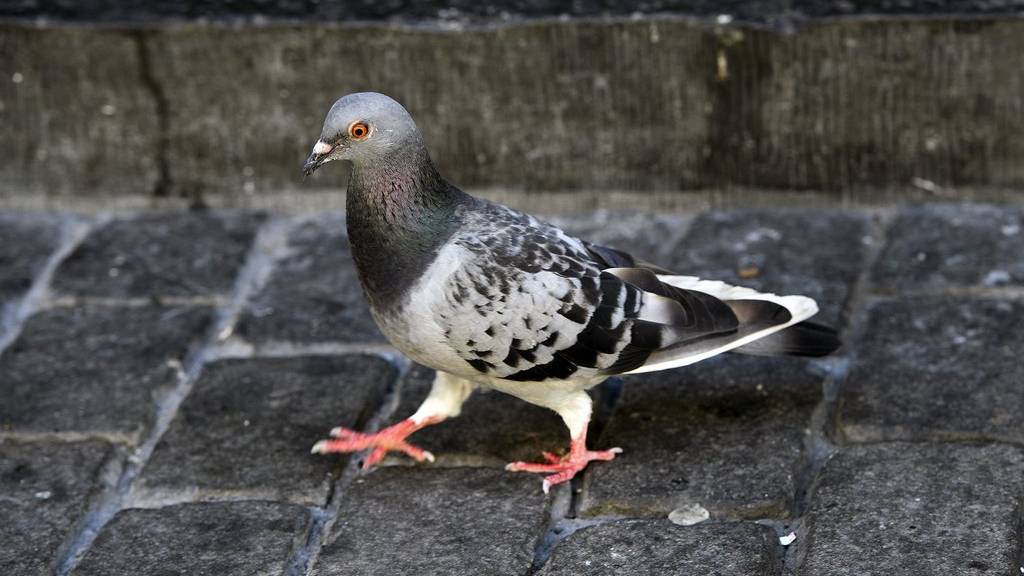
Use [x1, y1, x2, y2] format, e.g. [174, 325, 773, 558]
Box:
[311, 419, 436, 469]
[329, 426, 358, 438]
[506, 445, 623, 492]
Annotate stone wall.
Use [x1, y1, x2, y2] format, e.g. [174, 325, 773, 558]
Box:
[2, 9, 1023, 202]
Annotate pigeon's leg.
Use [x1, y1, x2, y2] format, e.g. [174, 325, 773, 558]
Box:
[311, 371, 474, 468]
[505, 390, 622, 493]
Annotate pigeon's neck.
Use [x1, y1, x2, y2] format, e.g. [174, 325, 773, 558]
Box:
[346, 145, 468, 310]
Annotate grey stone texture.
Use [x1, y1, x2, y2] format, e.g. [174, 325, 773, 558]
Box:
[0, 212, 62, 305]
[717, 22, 1024, 190]
[236, 214, 382, 344]
[313, 467, 548, 576]
[148, 21, 710, 196]
[7, 19, 1024, 200]
[0, 305, 211, 442]
[672, 209, 870, 327]
[538, 520, 781, 575]
[0, 27, 160, 197]
[0, 440, 116, 576]
[839, 297, 1024, 444]
[137, 355, 396, 506]
[387, 364, 567, 466]
[52, 212, 263, 300]
[73, 501, 311, 576]
[799, 442, 1024, 575]
[581, 355, 822, 519]
[872, 204, 1024, 291]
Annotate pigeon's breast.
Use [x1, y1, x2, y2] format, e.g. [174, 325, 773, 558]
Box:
[371, 241, 481, 377]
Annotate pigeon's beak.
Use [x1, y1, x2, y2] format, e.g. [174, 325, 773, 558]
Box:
[302, 140, 333, 177]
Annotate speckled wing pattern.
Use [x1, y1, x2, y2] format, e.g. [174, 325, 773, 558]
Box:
[437, 202, 748, 382]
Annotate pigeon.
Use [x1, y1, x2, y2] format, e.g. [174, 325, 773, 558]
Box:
[303, 92, 840, 492]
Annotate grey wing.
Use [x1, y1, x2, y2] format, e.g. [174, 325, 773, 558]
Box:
[437, 206, 749, 381]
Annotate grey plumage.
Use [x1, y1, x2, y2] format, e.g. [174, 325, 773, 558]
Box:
[434, 202, 754, 382]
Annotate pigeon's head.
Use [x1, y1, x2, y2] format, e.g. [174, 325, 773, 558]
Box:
[302, 92, 422, 176]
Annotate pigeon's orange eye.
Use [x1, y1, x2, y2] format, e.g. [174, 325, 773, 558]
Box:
[349, 122, 370, 140]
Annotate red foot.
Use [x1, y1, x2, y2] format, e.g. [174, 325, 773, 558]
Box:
[505, 426, 622, 493]
[311, 417, 443, 469]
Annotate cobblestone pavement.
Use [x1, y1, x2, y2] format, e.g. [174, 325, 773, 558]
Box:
[2, 204, 1023, 575]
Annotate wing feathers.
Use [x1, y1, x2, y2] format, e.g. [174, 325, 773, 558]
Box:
[623, 275, 821, 374]
[732, 320, 840, 357]
[502, 267, 824, 380]
[438, 204, 832, 383]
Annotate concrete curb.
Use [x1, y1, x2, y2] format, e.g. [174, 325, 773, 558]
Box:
[2, 17, 1022, 200]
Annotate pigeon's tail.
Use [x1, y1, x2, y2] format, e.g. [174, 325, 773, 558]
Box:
[731, 320, 841, 357]
[624, 275, 837, 374]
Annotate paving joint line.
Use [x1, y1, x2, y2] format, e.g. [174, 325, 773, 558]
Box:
[833, 436, 1024, 451]
[124, 490, 320, 510]
[662, 212, 696, 261]
[283, 355, 412, 576]
[524, 488, 591, 576]
[0, 431, 136, 447]
[41, 295, 230, 309]
[790, 358, 846, 516]
[212, 339, 401, 361]
[772, 208, 895, 574]
[52, 216, 295, 575]
[869, 285, 1024, 301]
[0, 213, 96, 355]
[827, 209, 899, 447]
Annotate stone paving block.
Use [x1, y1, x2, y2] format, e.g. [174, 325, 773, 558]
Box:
[581, 356, 822, 519]
[671, 209, 871, 327]
[385, 364, 567, 466]
[73, 501, 310, 576]
[871, 204, 1024, 291]
[0, 439, 115, 576]
[538, 520, 780, 575]
[799, 442, 1024, 575]
[313, 467, 548, 576]
[137, 355, 396, 506]
[51, 212, 263, 299]
[839, 297, 1024, 444]
[236, 214, 383, 344]
[0, 212, 62, 306]
[0, 305, 211, 442]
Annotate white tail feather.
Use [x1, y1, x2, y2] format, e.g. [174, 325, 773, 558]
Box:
[624, 275, 820, 374]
